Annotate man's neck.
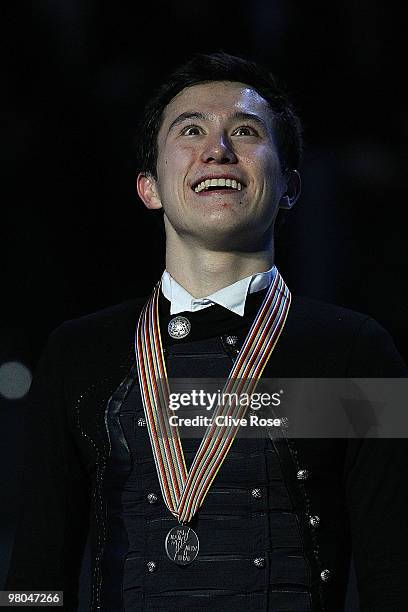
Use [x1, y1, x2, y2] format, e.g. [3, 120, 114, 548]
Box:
[165, 233, 274, 298]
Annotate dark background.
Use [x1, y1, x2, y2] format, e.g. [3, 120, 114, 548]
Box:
[1, 2, 406, 608]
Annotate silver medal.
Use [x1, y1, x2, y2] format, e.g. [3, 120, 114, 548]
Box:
[168, 316, 191, 339]
[165, 525, 199, 565]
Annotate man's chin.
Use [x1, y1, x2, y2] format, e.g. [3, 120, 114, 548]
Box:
[164, 212, 269, 250]
[186, 222, 264, 251]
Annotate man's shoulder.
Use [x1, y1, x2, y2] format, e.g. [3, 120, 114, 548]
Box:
[288, 295, 407, 376]
[35, 297, 149, 387]
[59, 297, 147, 335]
[290, 294, 371, 331]
[47, 296, 148, 362]
[289, 293, 395, 353]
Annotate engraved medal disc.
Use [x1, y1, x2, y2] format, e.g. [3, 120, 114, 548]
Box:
[165, 525, 199, 565]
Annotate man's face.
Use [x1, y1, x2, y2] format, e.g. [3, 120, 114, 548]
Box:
[148, 81, 287, 250]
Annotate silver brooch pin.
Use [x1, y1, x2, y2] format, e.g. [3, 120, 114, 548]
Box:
[168, 316, 191, 339]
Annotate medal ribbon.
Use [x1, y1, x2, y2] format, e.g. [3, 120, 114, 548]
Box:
[135, 268, 291, 523]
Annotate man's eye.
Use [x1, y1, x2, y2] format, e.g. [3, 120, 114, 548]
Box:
[233, 126, 257, 136]
[181, 125, 202, 136]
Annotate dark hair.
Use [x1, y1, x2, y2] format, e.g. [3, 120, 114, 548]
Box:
[136, 51, 303, 178]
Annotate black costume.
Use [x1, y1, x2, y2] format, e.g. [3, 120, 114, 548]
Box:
[6, 289, 408, 611]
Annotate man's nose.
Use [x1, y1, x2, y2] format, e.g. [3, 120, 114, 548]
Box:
[200, 133, 237, 164]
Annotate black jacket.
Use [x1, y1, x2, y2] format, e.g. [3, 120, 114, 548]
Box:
[5, 292, 408, 611]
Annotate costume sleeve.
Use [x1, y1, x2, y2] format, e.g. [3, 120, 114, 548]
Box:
[345, 317, 408, 611]
[5, 326, 90, 611]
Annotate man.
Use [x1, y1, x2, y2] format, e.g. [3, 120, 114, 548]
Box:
[6, 52, 408, 611]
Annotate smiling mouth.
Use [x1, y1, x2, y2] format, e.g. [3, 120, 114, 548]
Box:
[193, 178, 244, 193]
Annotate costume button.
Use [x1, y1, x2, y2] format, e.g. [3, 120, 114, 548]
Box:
[253, 557, 265, 568]
[225, 335, 238, 347]
[147, 492, 158, 504]
[279, 416, 290, 428]
[320, 569, 331, 582]
[309, 515, 320, 527]
[251, 488, 262, 499]
[168, 316, 191, 339]
[297, 469, 310, 481]
[146, 561, 157, 573]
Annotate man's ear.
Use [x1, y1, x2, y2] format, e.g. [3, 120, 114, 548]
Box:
[279, 169, 301, 210]
[136, 172, 163, 210]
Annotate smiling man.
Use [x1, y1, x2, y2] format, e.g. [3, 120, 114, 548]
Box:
[6, 52, 408, 612]
[137, 73, 300, 300]
[137, 79, 300, 290]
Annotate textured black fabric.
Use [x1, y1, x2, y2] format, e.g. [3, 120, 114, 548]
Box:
[109, 340, 313, 611]
[5, 293, 408, 611]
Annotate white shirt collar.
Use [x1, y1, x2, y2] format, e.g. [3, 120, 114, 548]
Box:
[161, 266, 276, 317]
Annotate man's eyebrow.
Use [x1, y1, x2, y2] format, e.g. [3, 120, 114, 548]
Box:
[167, 110, 269, 133]
[167, 112, 210, 133]
[230, 111, 269, 129]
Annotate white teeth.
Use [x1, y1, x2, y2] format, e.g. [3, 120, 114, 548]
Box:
[194, 177, 243, 193]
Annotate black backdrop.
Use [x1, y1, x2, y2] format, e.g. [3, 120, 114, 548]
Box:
[1, 2, 406, 607]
